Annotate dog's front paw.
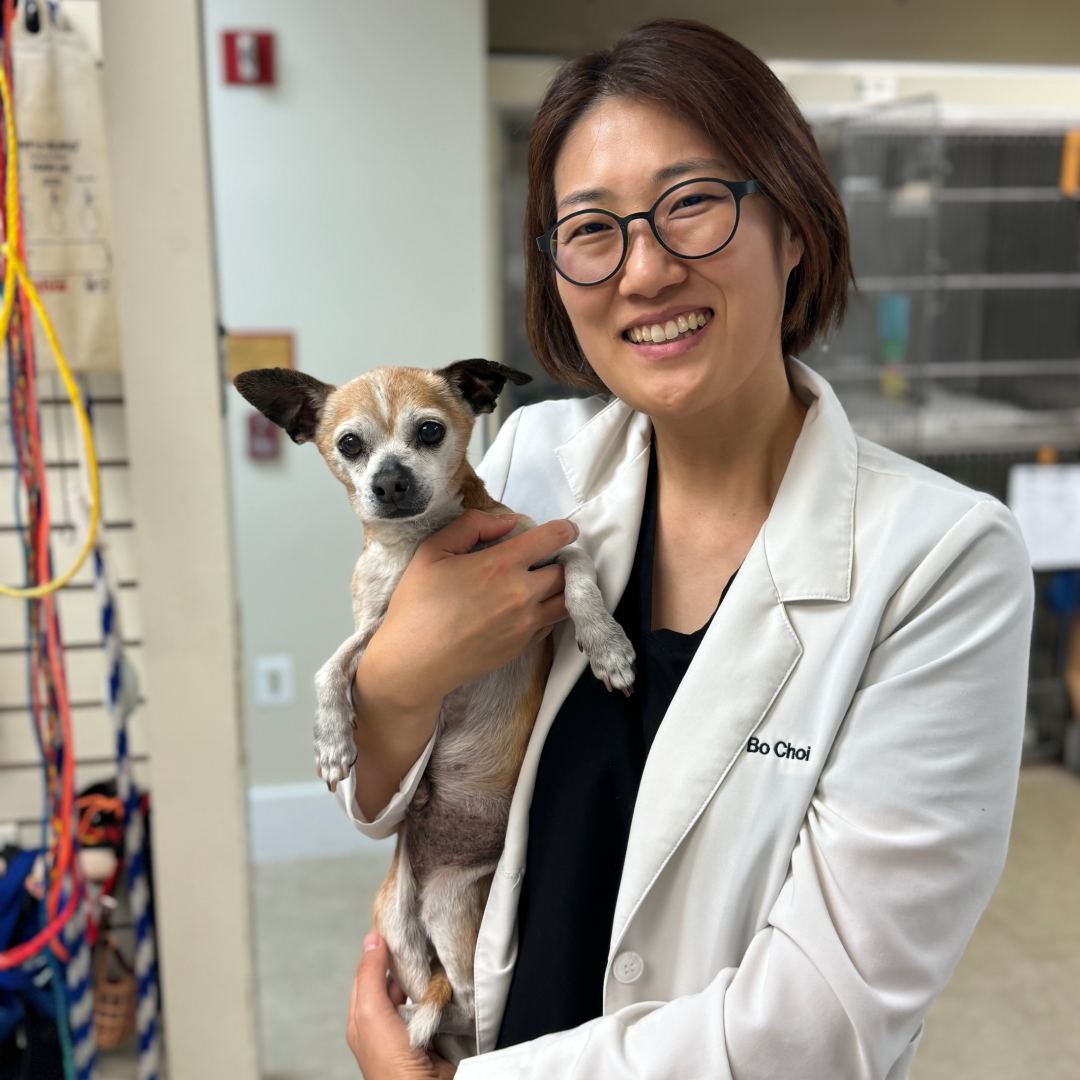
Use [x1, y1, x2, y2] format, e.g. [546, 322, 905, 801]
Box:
[577, 615, 636, 695]
[314, 721, 357, 788]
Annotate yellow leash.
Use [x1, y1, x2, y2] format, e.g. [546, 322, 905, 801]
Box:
[0, 60, 100, 599]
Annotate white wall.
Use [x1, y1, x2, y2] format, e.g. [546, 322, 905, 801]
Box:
[202, 2, 492, 846]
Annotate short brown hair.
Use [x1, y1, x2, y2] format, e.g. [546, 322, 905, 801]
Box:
[524, 18, 855, 392]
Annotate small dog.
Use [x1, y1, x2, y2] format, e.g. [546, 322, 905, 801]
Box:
[234, 359, 635, 1060]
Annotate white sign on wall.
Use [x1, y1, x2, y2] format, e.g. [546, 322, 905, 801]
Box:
[1007, 463, 1080, 571]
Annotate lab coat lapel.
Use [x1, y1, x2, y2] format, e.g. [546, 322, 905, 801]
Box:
[498, 398, 654, 876]
[608, 531, 803, 957]
[607, 356, 858, 965]
[472, 400, 652, 1052]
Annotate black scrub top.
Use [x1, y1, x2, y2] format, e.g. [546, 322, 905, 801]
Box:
[495, 445, 739, 1049]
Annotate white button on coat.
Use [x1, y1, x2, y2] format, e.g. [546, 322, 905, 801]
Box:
[613, 951, 644, 984]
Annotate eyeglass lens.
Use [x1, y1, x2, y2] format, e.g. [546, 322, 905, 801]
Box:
[552, 180, 738, 285]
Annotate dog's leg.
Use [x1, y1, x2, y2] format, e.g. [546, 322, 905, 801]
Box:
[406, 863, 492, 1053]
[420, 864, 493, 1020]
[313, 623, 377, 786]
[373, 834, 434, 1011]
[497, 515, 634, 690]
[559, 545, 636, 693]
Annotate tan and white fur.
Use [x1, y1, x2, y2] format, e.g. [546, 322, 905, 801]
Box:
[234, 360, 635, 1062]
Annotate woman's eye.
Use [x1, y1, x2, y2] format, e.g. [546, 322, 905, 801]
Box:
[337, 433, 364, 459]
[570, 221, 611, 241]
[671, 189, 731, 214]
[417, 421, 445, 447]
[673, 193, 721, 211]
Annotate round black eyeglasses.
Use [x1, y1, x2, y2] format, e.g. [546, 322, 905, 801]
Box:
[537, 177, 764, 287]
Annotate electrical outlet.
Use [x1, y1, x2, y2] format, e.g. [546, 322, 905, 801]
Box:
[253, 653, 295, 707]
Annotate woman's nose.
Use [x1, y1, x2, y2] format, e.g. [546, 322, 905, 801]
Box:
[618, 219, 687, 297]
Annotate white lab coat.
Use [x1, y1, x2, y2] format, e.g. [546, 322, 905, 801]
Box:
[335, 356, 1034, 1079]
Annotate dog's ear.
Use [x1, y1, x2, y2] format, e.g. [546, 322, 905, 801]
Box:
[436, 359, 532, 415]
[233, 368, 335, 444]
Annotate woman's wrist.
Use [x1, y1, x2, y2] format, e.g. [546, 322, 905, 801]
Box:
[354, 642, 444, 726]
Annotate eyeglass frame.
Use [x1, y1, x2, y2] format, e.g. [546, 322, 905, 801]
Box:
[536, 176, 765, 287]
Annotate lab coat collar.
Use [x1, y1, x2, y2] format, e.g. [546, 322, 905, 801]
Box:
[553, 356, 857, 604]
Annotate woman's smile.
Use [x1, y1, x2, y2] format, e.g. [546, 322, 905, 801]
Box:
[620, 307, 714, 360]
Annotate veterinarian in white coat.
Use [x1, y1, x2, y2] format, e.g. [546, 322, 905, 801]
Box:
[341, 19, 1034, 1080]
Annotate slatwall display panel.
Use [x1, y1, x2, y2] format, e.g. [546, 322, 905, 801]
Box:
[1, 762, 154, 841]
[0, 368, 148, 847]
[0, 647, 149, 762]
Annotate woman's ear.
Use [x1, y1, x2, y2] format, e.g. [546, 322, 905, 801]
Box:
[781, 219, 804, 277]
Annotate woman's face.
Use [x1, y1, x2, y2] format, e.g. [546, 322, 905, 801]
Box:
[551, 96, 803, 421]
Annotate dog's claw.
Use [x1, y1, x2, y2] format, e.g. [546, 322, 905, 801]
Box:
[577, 619, 636, 695]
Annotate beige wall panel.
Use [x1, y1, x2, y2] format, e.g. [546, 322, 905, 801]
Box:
[99, 0, 258, 1076]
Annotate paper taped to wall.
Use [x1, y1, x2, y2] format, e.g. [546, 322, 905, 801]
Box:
[1007, 463, 1080, 571]
[13, 10, 121, 372]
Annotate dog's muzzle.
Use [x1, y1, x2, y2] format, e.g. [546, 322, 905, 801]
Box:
[370, 463, 426, 518]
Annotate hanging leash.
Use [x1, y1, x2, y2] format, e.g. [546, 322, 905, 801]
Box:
[0, 17, 101, 600]
[76, 461, 162, 1080]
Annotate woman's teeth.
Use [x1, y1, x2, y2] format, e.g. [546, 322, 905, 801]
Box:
[626, 310, 712, 344]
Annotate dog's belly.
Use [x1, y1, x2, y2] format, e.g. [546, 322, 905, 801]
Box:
[402, 643, 550, 885]
[403, 789, 509, 884]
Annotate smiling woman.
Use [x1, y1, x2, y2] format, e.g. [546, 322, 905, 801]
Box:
[339, 17, 1034, 1080]
[524, 20, 854, 397]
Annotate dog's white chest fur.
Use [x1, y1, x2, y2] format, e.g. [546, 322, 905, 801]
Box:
[351, 532, 425, 627]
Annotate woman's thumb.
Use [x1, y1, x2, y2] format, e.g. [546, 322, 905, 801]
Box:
[356, 932, 395, 1013]
[423, 509, 518, 559]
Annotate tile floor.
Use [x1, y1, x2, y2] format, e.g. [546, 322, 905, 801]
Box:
[101, 763, 1080, 1079]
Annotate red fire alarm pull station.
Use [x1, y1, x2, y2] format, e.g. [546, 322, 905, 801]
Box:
[223, 31, 275, 86]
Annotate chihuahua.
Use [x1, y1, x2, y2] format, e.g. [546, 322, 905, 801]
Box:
[234, 360, 634, 1061]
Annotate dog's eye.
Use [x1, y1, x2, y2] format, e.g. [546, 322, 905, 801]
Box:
[337, 433, 364, 459]
[417, 421, 445, 447]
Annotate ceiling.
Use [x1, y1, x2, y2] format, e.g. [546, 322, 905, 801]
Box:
[488, 0, 1080, 65]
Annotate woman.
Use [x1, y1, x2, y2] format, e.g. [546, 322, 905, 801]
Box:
[341, 19, 1034, 1079]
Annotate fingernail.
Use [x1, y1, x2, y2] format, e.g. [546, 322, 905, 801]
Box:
[565, 520, 579, 541]
[363, 932, 380, 952]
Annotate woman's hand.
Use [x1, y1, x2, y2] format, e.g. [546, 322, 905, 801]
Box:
[356, 509, 577, 714]
[347, 931, 456, 1079]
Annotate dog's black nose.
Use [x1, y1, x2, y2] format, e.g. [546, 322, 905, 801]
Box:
[371, 465, 413, 505]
